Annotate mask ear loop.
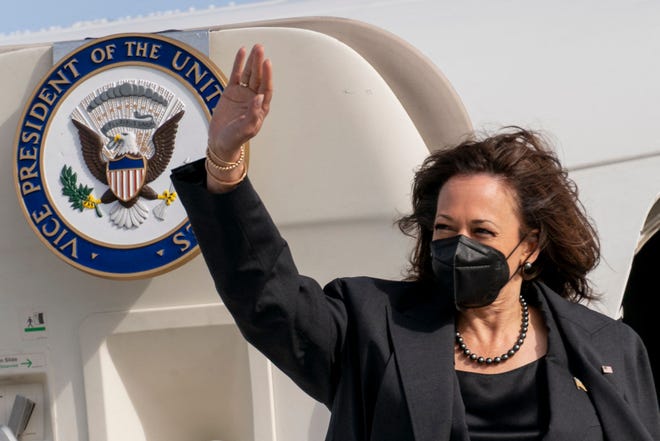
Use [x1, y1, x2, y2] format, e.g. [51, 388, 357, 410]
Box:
[512, 231, 541, 281]
[504, 232, 534, 282]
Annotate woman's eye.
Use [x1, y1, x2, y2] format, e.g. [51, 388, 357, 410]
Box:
[474, 228, 494, 236]
[434, 224, 450, 231]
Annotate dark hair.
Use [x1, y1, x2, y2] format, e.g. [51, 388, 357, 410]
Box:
[397, 127, 600, 302]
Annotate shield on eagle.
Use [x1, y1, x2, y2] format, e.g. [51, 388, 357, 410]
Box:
[106, 154, 148, 202]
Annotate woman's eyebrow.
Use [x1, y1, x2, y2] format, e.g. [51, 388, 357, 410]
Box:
[471, 219, 499, 228]
[434, 213, 454, 221]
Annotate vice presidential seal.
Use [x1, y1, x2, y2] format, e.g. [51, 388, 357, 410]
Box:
[13, 33, 230, 279]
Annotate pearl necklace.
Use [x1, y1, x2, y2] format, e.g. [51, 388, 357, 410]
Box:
[455, 294, 529, 365]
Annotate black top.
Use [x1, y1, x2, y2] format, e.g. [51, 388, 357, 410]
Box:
[457, 358, 549, 441]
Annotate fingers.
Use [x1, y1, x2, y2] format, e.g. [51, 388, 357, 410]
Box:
[236, 45, 272, 115]
[240, 44, 259, 85]
[258, 59, 273, 115]
[229, 47, 247, 85]
[213, 44, 271, 144]
[248, 45, 264, 91]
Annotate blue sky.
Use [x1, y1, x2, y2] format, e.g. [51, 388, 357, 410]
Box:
[1, 0, 257, 34]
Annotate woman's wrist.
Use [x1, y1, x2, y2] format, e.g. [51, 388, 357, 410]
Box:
[207, 138, 244, 163]
[205, 144, 248, 193]
[206, 145, 245, 171]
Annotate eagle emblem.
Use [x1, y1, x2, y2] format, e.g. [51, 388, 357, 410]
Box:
[67, 80, 185, 228]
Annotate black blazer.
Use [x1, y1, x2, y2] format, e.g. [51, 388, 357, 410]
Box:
[172, 161, 660, 441]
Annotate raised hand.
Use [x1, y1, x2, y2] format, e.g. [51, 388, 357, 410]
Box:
[206, 44, 273, 191]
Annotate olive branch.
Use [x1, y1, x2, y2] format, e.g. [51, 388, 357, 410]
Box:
[60, 166, 102, 217]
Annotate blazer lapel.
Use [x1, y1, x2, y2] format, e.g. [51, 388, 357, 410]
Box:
[537, 282, 657, 441]
[554, 325, 656, 440]
[387, 302, 456, 441]
[533, 288, 600, 440]
[543, 356, 601, 440]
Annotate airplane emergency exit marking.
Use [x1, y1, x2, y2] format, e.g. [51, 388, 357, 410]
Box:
[0, 353, 45, 370]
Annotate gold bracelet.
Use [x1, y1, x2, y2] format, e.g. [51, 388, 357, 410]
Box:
[209, 144, 244, 165]
[205, 159, 247, 187]
[206, 145, 245, 171]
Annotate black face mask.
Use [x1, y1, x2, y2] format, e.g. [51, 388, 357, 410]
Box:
[430, 235, 524, 310]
